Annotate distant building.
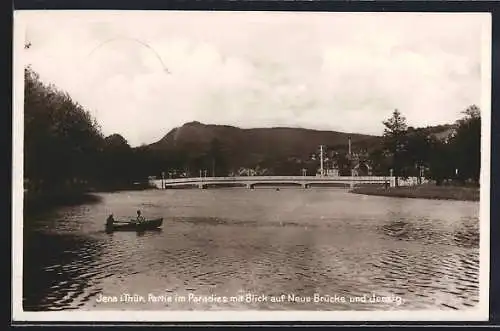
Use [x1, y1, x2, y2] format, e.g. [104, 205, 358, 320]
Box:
[317, 161, 340, 177]
[326, 168, 339, 177]
[238, 168, 257, 176]
[235, 167, 269, 176]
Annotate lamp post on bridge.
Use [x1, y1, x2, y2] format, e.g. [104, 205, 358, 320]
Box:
[161, 171, 165, 189]
[319, 145, 325, 177]
[302, 168, 307, 177]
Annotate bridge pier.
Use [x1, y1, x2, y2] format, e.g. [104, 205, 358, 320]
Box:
[246, 183, 254, 189]
[301, 183, 309, 189]
[198, 183, 206, 189]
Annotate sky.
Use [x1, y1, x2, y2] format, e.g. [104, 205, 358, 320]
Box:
[18, 11, 489, 147]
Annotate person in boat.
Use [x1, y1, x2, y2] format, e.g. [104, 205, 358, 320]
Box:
[106, 214, 114, 227]
[135, 210, 146, 224]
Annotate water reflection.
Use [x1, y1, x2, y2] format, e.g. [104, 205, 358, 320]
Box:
[23, 231, 105, 311]
[136, 228, 163, 237]
[23, 189, 480, 311]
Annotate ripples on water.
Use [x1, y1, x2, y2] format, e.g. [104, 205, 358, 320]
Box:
[23, 188, 480, 311]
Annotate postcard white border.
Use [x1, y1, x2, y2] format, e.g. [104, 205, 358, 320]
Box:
[12, 10, 492, 322]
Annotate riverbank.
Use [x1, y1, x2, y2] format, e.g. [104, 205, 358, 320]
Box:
[350, 184, 479, 202]
[24, 190, 102, 215]
[90, 181, 156, 193]
[24, 182, 156, 214]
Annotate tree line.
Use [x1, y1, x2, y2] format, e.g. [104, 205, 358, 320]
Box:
[377, 107, 481, 186]
[24, 67, 232, 193]
[24, 66, 481, 194]
[24, 66, 149, 193]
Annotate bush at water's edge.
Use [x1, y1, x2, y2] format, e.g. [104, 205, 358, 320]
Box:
[23, 182, 157, 215]
[23, 190, 103, 215]
[350, 184, 479, 202]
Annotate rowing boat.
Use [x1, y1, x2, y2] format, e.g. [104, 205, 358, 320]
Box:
[105, 218, 163, 232]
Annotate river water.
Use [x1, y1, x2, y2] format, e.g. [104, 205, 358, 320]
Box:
[23, 188, 480, 311]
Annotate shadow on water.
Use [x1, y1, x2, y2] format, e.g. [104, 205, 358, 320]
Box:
[23, 230, 105, 311]
[104, 228, 163, 236]
[136, 228, 163, 237]
[24, 192, 102, 216]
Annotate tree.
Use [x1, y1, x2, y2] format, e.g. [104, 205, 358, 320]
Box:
[99, 134, 135, 188]
[404, 127, 433, 184]
[428, 137, 454, 186]
[24, 66, 104, 192]
[368, 148, 389, 176]
[382, 109, 408, 186]
[424, 105, 481, 186]
[449, 105, 481, 184]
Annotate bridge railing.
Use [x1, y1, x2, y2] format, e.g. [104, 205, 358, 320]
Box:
[163, 176, 390, 182]
[151, 176, 395, 187]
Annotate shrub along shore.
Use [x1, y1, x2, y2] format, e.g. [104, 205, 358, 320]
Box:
[24, 190, 102, 215]
[350, 184, 479, 202]
[23, 182, 156, 215]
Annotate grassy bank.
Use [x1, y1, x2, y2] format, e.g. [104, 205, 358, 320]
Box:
[350, 184, 479, 201]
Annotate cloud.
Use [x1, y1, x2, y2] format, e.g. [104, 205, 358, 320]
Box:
[20, 11, 488, 146]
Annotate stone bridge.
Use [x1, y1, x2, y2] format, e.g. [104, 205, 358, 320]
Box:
[150, 176, 396, 189]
